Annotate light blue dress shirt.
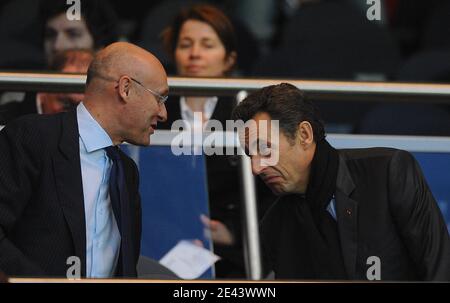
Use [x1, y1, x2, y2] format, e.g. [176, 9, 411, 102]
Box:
[77, 103, 121, 278]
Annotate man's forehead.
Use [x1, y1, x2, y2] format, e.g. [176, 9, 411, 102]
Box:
[141, 73, 168, 93]
[243, 116, 274, 143]
[252, 111, 272, 121]
[145, 64, 167, 86]
[250, 112, 273, 132]
[48, 17, 86, 28]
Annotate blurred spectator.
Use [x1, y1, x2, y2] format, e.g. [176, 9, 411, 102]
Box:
[139, 0, 259, 75]
[40, 0, 118, 65]
[139, 0, 201, 72]
[38, 49, 94, 114]
[0, 0, 118, 106]
[158, 4, 275, 278]
[0, 49, 94, 125]
[161, 4, 237, 79]
[0, 0, 118, 70]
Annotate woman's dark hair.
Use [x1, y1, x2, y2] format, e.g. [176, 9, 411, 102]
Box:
[232, 83, 326, 143]
[161, 4, 237, 60]
[39, 0, 119, 49]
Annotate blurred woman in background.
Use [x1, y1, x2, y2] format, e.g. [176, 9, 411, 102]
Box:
[161, 4, 237, 129]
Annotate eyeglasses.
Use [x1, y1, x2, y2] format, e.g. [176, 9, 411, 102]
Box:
[91, 72, 168, 105]
[130, 77, 168, 105]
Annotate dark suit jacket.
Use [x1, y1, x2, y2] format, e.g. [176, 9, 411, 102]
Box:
[261, 148, 450, 281]
[0, 110, 142, 278]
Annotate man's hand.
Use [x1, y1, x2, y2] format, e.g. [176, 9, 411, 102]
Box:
[200, 214, 234, 246]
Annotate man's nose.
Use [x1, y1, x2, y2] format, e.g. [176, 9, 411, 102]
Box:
[251, 156, 264, 176]
[158, 103, 168, 122]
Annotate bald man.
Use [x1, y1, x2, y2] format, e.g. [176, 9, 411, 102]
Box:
[0, 42, 168, 278]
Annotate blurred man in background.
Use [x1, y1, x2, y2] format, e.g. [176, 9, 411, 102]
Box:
[0, 49, 94, 125]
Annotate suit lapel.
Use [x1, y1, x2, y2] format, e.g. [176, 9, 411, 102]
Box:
[335, 154, 359, 279]
[52, 110, 86, 277]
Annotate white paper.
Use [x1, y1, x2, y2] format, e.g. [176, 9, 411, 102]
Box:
[160, 240, 220, 279]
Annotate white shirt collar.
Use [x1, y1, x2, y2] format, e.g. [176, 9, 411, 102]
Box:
[179, 96, 218, 130]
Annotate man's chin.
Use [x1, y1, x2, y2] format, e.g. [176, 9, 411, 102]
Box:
[139, 138, 151, 147]
[127, 137, 151, 147]
[267, 184, 284, 196]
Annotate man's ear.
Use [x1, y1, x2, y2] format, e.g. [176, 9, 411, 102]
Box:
[117, 76, 131, 102]
[297, 121, 314, 148]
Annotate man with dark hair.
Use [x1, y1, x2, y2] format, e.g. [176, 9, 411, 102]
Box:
[0, 49, 94, 125]
[40, 0, 119, 65]
[232, 83, 450, 281]
[0, 42, 168, 278]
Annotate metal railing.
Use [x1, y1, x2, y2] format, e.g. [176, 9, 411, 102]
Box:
[2, 72, 450, 280]
[2, 72, 450, 102]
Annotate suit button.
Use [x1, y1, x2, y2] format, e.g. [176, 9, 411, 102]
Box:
[346, 209, 352, 216]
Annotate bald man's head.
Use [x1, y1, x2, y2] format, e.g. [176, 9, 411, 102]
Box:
[86, 42, 167, 90]
[82, 42, 168, 146]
